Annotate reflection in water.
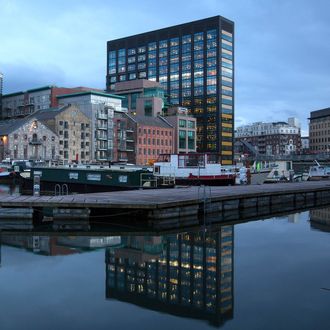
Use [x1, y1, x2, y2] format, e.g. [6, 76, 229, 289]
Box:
[0, 228, 233, 327]
[310, 207, 330, 232]
[105, 227, 234, 327]
[0, 235, 121, 256]
[0, 184, 19, 195]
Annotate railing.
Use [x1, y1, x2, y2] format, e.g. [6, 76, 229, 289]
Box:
[140, 173, 157, 188]
[96, 113, 107, 120]
[55, 184, 68, 196]
[28, 138, 43, 145]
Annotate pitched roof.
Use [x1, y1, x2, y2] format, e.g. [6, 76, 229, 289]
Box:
[132, 115, 173, 128]
[0, 106, 71, 135]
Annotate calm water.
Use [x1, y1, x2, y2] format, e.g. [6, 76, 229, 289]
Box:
[0, 186, 330, 329]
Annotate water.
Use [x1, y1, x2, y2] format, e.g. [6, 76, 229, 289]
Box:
[0, 185, 330, 329]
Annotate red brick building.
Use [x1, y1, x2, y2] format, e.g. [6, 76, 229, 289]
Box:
[126, 114, 174, 165]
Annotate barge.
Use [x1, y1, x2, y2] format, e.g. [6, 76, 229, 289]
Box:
[19, 164, 155, 194]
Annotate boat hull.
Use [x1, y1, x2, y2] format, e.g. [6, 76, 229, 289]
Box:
[19, 166, 155, 195]
[174, 175, 236, 186]
[0, 172, 17, 184]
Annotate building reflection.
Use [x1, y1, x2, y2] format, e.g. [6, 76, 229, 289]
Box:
[105, 226, 234, 327]
[310, 207, 330, 232]
[0, 235, 121, 256]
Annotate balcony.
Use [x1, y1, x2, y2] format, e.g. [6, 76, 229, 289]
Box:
[28, 138, 43, 145]
[97, 125, 108, 130]
[97, 147, 108, 151]
[97, 113, 107, 120]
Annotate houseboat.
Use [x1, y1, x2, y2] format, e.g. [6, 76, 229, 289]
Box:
[153, 153, 237, 186]
[19, 164, 155, 195]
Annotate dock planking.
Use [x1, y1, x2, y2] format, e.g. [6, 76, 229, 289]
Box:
[0, 181, 329, 211]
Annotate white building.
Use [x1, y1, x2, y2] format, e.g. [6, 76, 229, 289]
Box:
[235, 117, 301, 155]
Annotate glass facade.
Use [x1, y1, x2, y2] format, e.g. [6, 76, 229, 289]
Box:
[107, 16, 234, 162]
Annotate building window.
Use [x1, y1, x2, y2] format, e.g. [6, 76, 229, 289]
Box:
[144, 100, 152, 116]
[188, 131, 195, 149]
[179, 130, 186, 149]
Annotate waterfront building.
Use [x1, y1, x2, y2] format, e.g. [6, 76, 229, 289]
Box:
[309, 108, 330, 153]
[57, 91, 126, 163]
[164, 107, 197, 153]
[0, 105, 91, 163]
[0, 114, 59, 161]
[115, 80, 197, 155]
[1, 85, 103, 120]
[235, 117, 301, 156]
[35, 105, 92, 164]
[125, 114, 174, 165]
[107, 16, 235, 163]
[105, 227, 234, 327]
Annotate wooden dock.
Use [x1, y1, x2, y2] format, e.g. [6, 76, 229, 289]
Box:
[0, 181, 330, 229]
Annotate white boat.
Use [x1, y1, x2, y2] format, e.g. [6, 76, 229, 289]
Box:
[307, 161, 330, 181]
[153, 153, 237, 186]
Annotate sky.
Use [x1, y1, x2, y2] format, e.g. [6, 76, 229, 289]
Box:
[1, 0, 330, 135]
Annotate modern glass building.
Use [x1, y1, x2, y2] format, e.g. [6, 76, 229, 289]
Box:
[106, 16, 234, 164]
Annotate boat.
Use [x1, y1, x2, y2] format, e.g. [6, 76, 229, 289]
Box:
[153, 153, 237, 186]
[0, 166, 16, 183]
[307, 161, 330, 181]
[19, 164, 156, 195]
[0, 158, 17, 183]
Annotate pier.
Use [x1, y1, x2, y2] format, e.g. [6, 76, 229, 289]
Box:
[0, 181, 330, 229]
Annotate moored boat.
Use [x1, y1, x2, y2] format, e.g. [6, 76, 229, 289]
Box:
[307, 161, 330, 181]
[0, 167, 16, 183]
[153, 153, 237, 186]
[19, 164, 156, 195]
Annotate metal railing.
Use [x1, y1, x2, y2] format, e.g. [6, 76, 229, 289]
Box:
[55, 184, 69, 196]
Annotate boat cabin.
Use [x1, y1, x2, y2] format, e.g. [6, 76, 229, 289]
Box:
[153, 153, 235, 178]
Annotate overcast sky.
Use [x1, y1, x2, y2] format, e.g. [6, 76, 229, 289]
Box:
[1, 0, 330, 135]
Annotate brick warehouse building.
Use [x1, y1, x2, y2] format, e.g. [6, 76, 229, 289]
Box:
[107, 16, 234, 164]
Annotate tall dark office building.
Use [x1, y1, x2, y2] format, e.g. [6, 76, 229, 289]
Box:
[107, 16, 234, 163]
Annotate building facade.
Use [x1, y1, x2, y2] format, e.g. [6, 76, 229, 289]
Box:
[235, 118, 301, 156]
[57, 91, 126, 163]
[37, 106, 92, 164]
[114, 79, 167, 115]
[126, 114, 174, 165]
[1, 85, 103, 120]
[107, 16, 234, 163]
[0, 117, 59, 161]
[0, 105, 91, 163]
[309, 108, 330, 153]
[164, 107, 197, 153]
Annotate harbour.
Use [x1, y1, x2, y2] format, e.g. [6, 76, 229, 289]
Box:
[1, 181, 330, 230]
[1, 206, 330, 329]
